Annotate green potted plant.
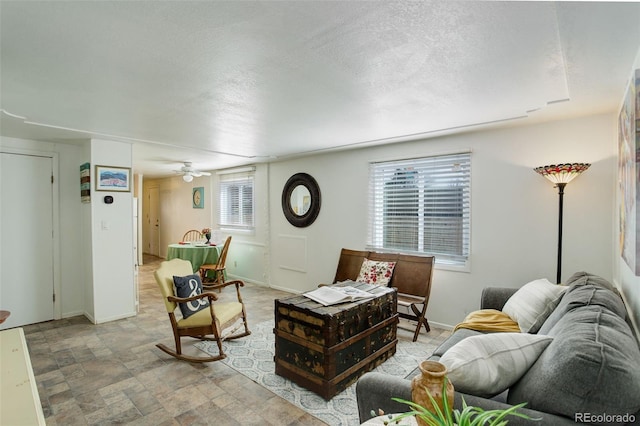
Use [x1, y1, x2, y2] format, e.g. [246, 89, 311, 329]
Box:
[373, 377, 537, 426]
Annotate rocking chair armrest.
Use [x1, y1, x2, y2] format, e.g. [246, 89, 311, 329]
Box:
[167, 292, 219, 303]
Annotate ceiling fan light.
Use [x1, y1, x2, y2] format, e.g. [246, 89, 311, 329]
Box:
[183, 174, 193, 183]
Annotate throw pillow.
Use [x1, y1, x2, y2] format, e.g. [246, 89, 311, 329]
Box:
[356, 258, 396, 286]
[440, 333, 553, 398]
[173, 274, 210, 319]
[502, 278, 567, 333]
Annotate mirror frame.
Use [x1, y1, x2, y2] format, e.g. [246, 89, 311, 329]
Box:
[282, 172, 321, 227]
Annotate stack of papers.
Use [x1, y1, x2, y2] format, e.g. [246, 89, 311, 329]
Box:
[303, 286, 375, 306]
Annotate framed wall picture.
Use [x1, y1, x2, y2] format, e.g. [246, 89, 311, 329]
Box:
[193, 187, 204, 208]
[95, 165, 131, 192]
[618, 69, 639, 275]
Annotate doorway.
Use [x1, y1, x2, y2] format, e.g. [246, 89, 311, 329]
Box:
[146, 185, 160, 256]
[0, 152, 55, 329]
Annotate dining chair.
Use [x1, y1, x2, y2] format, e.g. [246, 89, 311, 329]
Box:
[199, 236, 232, 287]
[153, 258, 250, 363]
[182, 229, 202, 242]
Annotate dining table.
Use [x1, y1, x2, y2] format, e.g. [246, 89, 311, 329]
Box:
[166, 243, 221, 274]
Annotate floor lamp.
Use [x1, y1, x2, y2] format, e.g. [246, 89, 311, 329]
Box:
[534, 163, 590, 283]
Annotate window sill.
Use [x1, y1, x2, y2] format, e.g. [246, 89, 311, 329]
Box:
[435, 261, 470, 273]
[219, 227, 255, 236]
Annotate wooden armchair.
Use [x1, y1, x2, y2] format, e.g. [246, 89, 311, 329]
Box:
[370, 252, 434, 342]
[332, 248, 435, 341]
[153, 258, 250, 363]
[199, 236, 232, 286]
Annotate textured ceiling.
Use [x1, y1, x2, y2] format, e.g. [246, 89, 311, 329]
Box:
[1, 1, 639, 177]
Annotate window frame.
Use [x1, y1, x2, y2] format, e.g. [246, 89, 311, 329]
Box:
[218, 168, 255, 232]
[367, 151, 471, 271]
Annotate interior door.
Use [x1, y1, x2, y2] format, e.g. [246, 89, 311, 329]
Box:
[148, 186, 160, 256]
[0, 152, 55, 329]
[133, 198, 139, 312]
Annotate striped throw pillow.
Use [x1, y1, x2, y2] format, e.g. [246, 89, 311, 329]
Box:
[502, 278, 567, 333]
[440, 333, 553, 397]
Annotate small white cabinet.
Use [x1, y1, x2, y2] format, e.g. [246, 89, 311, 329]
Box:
[0, 328, 46, 425]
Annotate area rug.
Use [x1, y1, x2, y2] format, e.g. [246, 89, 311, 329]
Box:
[195, 321, 440, 425]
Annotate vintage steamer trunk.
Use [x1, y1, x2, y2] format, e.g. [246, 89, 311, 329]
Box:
[274, 283, 398, 400]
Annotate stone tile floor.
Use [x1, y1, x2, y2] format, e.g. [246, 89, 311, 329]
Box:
[23, 255, 451, 425]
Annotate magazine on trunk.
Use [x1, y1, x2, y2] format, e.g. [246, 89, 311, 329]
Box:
[303, 285, 375, 306]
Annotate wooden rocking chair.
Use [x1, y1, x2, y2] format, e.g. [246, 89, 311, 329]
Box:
[154, 258, 250, 363]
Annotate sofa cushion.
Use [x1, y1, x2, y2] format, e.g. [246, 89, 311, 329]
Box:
[356, 258, 396, 286]
[508, 305, 640, 418]
[173, 274, 210, 319]
[538, 283, 627, 335]
[565, 271, 619, 293]
[502, 278, 567, 333]
[440, 333, 553, 398]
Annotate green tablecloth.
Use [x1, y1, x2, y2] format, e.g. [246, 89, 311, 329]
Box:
[166, 244, 220, 273]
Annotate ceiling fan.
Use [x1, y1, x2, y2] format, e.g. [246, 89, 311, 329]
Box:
[175, 161, 211, 182]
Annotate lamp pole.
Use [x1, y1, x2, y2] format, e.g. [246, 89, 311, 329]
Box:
[556, 183, 566, 284]
[534, 163, 590, 285]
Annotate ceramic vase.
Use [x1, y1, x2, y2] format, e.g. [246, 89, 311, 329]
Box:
[205, 233, 211, 244]
[411, 360, 454, 426]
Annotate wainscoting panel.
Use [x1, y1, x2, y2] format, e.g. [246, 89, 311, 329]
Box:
[275, 234, 307, 273]
[227, 240, 268, 286]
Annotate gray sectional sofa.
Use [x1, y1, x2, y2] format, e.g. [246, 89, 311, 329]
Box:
[356, 272, 640, 425]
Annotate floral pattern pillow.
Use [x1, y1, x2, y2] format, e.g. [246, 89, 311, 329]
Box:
[356, 259, 396, 286]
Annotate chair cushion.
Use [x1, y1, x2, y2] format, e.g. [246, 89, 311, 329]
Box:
[356, 258, 396, 285]
[440, 332, 553, 398]
[178, 301, 243, 328]
[173, 274, 210, 319]
[502, 278, 567, 333]
[508, 305, 640, 418]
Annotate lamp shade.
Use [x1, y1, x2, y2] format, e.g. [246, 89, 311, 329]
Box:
[534, 163, 590, 184]
[183, 174, 194, 183]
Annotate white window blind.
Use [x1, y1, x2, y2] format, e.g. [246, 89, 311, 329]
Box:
[218, 170, 255, 230]
[368, 152, 471, 267]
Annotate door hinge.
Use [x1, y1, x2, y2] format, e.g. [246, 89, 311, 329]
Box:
[53, 293, 56, 303]
[51, 175, 54, 184]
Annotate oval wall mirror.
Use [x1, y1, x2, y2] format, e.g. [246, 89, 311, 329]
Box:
[282, 173, 321, 227]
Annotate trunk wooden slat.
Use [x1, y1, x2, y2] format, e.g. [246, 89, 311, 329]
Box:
[274, 283, 398, 400]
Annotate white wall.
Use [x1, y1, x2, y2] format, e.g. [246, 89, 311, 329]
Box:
[268, 114, 615, 327]
[615, 47, 640, 337]
[82, 143, 94, 321]
[90, 138, 135, 323]
[0, 137, 137, 324]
